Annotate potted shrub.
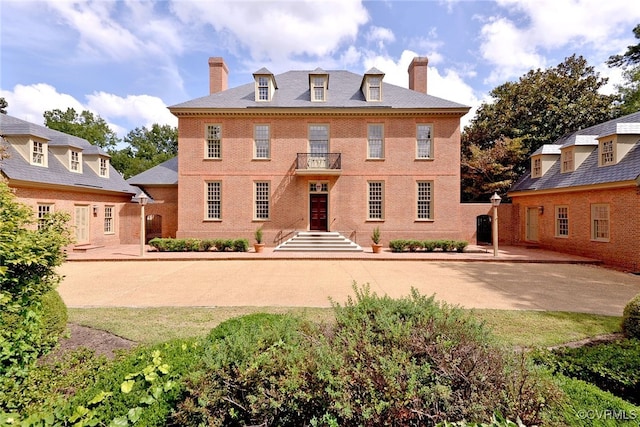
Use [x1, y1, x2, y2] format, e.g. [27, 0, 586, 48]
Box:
[371, 226, 383, 253]
[254, 226, 265, 253]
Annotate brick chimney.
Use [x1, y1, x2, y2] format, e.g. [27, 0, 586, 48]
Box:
[208, 57, 229, 94]
[408, 57, 428, 94]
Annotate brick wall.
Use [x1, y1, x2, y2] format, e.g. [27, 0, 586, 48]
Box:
[176, 112, 476, 246]
[510, 186, 640, 271]
[119, 185, 178, 244]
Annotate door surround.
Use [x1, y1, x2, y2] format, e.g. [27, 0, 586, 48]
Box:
[308, 181, 329, 231]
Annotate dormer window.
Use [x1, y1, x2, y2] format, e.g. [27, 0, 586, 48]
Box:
[70, 150, 82, 172]
[31, 140, 47, 166]
[99, 158, 109, 177]
[532, 157, 542, 178]
[368, 77, 381, 101]
[362, 68, 384, 102]
[561, 149, 574, 173]
[309, 69, 328, 102]
[600, 140, 614, 166]
[253, 68, 277, 102]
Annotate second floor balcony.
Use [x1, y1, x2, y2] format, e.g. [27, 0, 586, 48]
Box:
[295, 153, 342, 175]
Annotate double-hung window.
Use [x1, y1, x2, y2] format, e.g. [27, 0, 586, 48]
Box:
[37, 204, 53, 230]
[532, 158, 542, 178]
[591, 204, 610, 241]
[555, 206, 568, 237]
[416, 181, 433, 220]
[104, 206, 114, 234]
[368, 77, 381, 101]
[416, 125, 433, 159]
[258, 77, 269, 101]
[312, 77, 326, 101]
[254, 125, 270, 159]
[70, 150, 81, 172]
[368, 181, 384, 220]
[99, 158, 109, 177]
[255, 181, 270, 220]
[561, 150, 573, 173]
[32, 141, 45, 165]
[600, 140, 614, 166]
[367, 124, 384, 159]
[206, 181, 221, 220]
[206, 125, 222, 159]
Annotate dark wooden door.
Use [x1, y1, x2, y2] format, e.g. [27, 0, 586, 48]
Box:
[476, 214, 492, 245]
[310, 194, 328, 231]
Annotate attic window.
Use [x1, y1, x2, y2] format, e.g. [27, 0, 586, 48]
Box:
[561, 149, 574, 173]
[311, 76, 326, 102]
[532, 157, 542, 178]
[258, 77, 269, 101]
[70, 150, 82, 172]
[99, 158, 109, 177]
[600, 140, 614, 166]
[367, 77, 381, 101]
[31, 140, 47, 166]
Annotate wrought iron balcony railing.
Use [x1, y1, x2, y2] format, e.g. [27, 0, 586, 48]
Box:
[296, 153, 341, 171]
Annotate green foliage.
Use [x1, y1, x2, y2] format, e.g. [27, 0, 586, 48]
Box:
[370, 226, 381, 244]
[0, 97, 7, 114]
[43, 108, 120, 150]
[39, 290, 68, 350]
[0, 181, 73, 380]
[622, 293, 640, 339]
[538, 339, 640, 405]
[553, 374, 640, 426]
[254, 226, 263, 244]
[437, 413, 526, 426]
[174, 286, 558, 426]
[148, 237, 249, 252]
[389, 239, 468, 253]
[109, 124, 178, 179]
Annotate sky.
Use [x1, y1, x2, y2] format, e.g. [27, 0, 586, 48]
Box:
[1, 0, 639, 139]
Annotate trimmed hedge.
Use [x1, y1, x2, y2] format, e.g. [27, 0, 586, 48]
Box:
[389, 239, 469, 253]
[148, 237, 249, 252]
[622, 293, 640, 339]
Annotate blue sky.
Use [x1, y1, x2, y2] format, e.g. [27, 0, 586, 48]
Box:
[1, 0, 639, 137]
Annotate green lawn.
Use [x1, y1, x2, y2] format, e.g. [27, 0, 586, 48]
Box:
[68, 306, 621, 348]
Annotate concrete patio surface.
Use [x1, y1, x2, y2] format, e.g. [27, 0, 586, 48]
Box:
[57, 245, 640, 316]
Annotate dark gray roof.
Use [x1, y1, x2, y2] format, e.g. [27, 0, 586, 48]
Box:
[127, 156, 178, 186]
[0, 114, 136, 195]
[510, 111, 640, 193]
[170, 69, 469, 111]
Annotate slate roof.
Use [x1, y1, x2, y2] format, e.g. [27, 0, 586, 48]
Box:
[169, 69, 469, 111]
[510, 111, 640, 193]
[0, 114, 137, 195]
[127, 156, 178, 186]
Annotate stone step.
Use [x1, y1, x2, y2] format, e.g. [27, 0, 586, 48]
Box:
[275, 231, 363, 252]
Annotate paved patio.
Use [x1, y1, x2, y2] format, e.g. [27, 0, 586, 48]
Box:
[57, 245, 640, 316]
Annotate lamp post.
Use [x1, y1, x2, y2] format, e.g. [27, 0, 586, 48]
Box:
[490, 192, 502, 257]
[138, 192, 149, 257]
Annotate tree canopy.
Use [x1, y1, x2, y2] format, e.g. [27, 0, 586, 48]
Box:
[109, 124, 178, 179]
[44, 108, 120, 150]
[461, 55, 620, 201]
[608, 24, 640, 115]
[0, 97, 7, 114]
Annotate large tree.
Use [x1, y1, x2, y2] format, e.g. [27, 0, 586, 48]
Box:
[0, 97, 7, 114]
[43, 108, 120, 149]
[109, 124, 178, 179]
[608, 24, 640, 115]
[461, 55, 620, 201]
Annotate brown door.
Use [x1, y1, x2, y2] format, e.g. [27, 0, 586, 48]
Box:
[310, 194, 328, 231]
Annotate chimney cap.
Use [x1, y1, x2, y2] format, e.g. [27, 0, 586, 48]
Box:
[208, 57, 229, 72]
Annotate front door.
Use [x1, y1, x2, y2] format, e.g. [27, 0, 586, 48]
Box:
[310, 194, 328, 231]
[476, 215, 492, 245]
[526, 207, 539, 241]
[74, 205, 90, 244]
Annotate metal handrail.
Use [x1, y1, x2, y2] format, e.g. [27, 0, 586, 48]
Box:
[296, 153, 341, 170]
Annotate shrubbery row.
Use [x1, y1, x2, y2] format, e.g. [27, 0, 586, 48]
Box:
[389, 239, 469, 253]
[148, 237, 249, 252]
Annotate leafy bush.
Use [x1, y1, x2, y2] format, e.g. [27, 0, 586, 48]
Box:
[407, 239, 423, 251]
[148, 238, 249, 252]
[40, 290, 68, 351]
[0, 181, 73, 380]
[389, 239, 408, 252]
[622, 293, 640, 339]
[455, 241, 469, 252]
[423, 240, 438, 251]
[539, 339, 640, 405]
[389, 239, 469, 253]
[174, 286, 559, 426]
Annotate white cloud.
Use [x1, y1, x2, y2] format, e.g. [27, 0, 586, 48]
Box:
[366, 26, 395, 50]
[1, 84, 176, 138]
[171, 0, 369, 61]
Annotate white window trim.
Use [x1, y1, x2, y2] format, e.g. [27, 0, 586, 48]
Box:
[591, 203, 610, 242]
[104, 205, 115, 234]
[253, 124, 271, 159]
[31, 140, 47, 167]
[416, 124, 433, 159]
[70, 150, 82, 173]
[311, 76, 327, 102]
[367, 181, 384, 221]
[367, 124, 384, 159]
[99, 157, 109, 178]
[205, 181, 222, 221]
[555, 205, 569, 238]
[599, 140, 615, 167]
[532, 157, 542, 178]
[254, 181, 271, 221]
[256, 76, 271, 102]
[205, 124, 222, 159]
[561, 149, 573, 173]
[366, 76, 382, 102]
[37, 203, 54, 229]
[416, 181, 434, 221]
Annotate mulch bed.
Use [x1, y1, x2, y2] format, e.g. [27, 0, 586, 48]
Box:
[48, 323, 137, 360]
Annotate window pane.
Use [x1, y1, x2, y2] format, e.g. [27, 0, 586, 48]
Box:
[255, 125, 270, 158]
[368, 124, 383, 158]
[368, 182, 383, 219]
[417, 181, 432, 219]
[556, 207, 568, 236]
[417, 125, 432, 158]
[206, 125, 221, 158]
[104, 206, 114, 233]
[255, 182, 270, 220]
[206, 182, 221, 219]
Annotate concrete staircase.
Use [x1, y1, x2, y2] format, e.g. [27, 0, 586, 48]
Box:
[274, 231, 363, 252]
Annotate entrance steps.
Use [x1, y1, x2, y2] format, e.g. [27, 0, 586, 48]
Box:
[274, 231, 363, 252]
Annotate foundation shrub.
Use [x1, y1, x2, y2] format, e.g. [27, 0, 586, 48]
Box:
[232, 238, 249, 252]
[423, 240, 438, 252]
[622, 293, 640, 339]
[455, 241, 469, 253]
[148, 238, 249, 252]
[389, 239, 469, 253]
[389, 239, 409, 252]
[173, 286, 558, 426]
[407, 239, 423, 252]
[40, 290, 68, 350]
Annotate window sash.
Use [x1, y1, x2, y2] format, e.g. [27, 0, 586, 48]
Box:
[309, 125, 328, 153]
[533, 158, 542, 177]
[104, 206, 114, 233]
[592, 204, 610, 241]
[555, 206, 568, 237]
[312, 77, 325, 101]
[206, 182, 221, 219]
[255, 182, 270, 220]
[99, 158, 108, 176]
[367, 124, 384, 158]
[206, 125, 221, 159]
[37, 204, 52, 229]
[601, 141, 614, 165]
[417, 181, 433, 219]
[70, 151, 80, 171]
[32, 141, 44, 164]
[368, 77, 381, 101]
[368, 181, 384, 219]
[562, 150, 573, 172]
[254, 125, 270, 158]
[416, 125, 432, 158]
[258, 77, 269, 101]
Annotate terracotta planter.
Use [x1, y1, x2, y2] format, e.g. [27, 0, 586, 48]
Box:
[371, 243, 383, 254]
[254, 243, 265, 253]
